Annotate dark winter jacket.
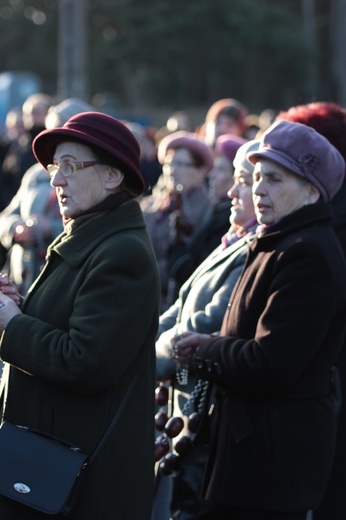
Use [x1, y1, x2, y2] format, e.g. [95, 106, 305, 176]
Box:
[0, 199, 160, 520]
[194, 202, 346, 513]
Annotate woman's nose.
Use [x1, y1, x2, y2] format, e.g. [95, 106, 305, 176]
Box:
[253, 179, 265, 196]
[228, 183, 238, 199]
[50, 170, 67, 187]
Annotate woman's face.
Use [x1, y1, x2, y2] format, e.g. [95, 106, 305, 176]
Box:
[50, 141, 111, 219]
[215, 115, 243, 139]
[252, 158, 316, 226]
[208, 155, 234, 202]
[162, 148, 207, 192]
[228, 168, 255, 227]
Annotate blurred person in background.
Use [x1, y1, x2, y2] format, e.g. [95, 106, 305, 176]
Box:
[166, 111, 196, 133]
[208, 135, 247, 207]
[0, 107, 25, 168]
[141, 131, 213, 310]
[201, 98, 248, 148]
[0, 97, 93, 295]
[0, 92, 54, 210]
[257, 108, 278, 136]
[155, 110, 196, 143]
[243, 113, 260, 140]
[3, 107, 25, 144]
[188, 133, 247, 269]
[242, 108, 278, 141]
[0, 108, 26, 266]
[124, 122, 162, 196]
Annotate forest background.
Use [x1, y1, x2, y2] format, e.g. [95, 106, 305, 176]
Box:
[0, 0, 345, 127]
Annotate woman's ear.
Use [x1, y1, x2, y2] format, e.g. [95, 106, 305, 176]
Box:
[105, 167, 124, 190]
[308, 182, 321, 204]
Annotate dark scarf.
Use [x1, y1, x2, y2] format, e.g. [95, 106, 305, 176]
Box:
[63, 192, 128, 235]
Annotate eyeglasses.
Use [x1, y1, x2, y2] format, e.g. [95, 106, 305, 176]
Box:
[163, 160, 196, 170]
[46, 161, 101, 179]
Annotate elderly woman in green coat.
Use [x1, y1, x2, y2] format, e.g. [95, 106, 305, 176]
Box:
[0, 112, 160, 520]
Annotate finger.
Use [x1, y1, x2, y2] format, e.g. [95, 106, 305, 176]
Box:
[173, 354, 189, 365]
[0, 274, 9, 285]
[179, 331, 194, 339]
[173, 349, 192, 363]
[174, 344, 189, 354]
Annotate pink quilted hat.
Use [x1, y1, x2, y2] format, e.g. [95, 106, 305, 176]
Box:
[157, 131, 214, 171]
[215, 134, 247, 164]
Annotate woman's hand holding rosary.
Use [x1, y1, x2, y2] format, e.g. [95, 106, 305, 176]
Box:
[172, 331, 210, 365]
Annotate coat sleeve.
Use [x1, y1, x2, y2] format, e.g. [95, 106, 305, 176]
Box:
[0, 233, 159, 394]
[194, 241, 344, 392]
[184, 263, 244, 333]
[155, 251, 246, 380]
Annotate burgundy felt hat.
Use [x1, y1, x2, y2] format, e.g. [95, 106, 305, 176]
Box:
[157, 130, 214, 171]
[247, 120, 345, 202]
[32, 111, 144, 195]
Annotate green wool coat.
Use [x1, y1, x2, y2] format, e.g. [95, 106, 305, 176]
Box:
[0, 200, 160, 520]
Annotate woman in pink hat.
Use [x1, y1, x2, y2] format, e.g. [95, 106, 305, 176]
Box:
[172, 120, 346, 519]
[0, 112, 160, 520]
[188, 133, 247, 269]
[141, 130, 214, 310]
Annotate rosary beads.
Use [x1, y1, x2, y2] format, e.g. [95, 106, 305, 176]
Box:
[154, 377, 209, 476]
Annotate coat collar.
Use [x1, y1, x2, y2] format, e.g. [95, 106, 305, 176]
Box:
[47, 200, 145, 267]
[251, 202, 334, 252]
[187, 231, 256, 284]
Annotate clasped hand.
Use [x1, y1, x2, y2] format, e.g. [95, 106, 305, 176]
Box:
[172, 331, 209, 365]
[0, 274, 22, 331]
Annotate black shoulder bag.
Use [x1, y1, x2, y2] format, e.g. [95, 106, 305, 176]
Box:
[0, 375, 138, 516]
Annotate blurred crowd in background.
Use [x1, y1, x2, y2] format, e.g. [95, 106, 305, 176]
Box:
[0, 94, 276, 300]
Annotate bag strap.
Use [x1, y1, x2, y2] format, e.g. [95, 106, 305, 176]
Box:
[89, 369, 140, 463]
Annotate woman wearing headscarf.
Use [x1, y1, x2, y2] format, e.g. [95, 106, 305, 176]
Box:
[173, 120, 346, 519]
[0, 112, 160, 520]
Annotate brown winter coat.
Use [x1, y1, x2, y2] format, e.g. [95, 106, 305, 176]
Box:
[194, 203, 346, 513]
